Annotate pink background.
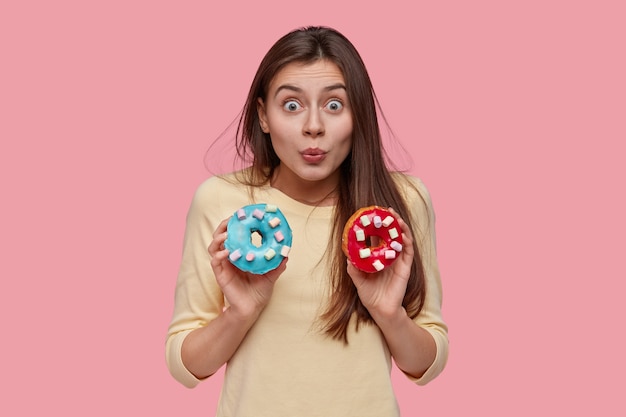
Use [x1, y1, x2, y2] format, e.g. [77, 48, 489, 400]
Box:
[2, 0, 624, 415]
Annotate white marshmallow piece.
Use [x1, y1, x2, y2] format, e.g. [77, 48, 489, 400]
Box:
[390, 241, 403, 252]
[384, 250, 396, 259]
[382, 215, 394, 227]
[265, 204, 277, 212]
[268, 217, 281, 228]
[280, 245, 291, 257]
[229, 249, 242, 262]
[388, 227, 399, 239]
[264, 248, 276, 260]
[372, 260, 385, 271]
[359, 215, 371, 227]
[373, 215, 382, 228]
[359, 248, 372, 258]
[355, 229, 366, 242]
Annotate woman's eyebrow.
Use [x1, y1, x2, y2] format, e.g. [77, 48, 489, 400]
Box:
[323, 83, 347, 92]
[274, 84, 302, 97]
[274, 83, 346, 98]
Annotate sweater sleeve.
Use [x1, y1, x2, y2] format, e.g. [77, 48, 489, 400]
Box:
[165, 178, 226, 388]
[399, 175, 449, 385]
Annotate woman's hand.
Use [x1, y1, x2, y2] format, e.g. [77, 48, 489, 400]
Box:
[347, 208, 414, 321]
[208, 217, 287, 321]
[181, 217, 287, 380]
[347, 208, 437, 378]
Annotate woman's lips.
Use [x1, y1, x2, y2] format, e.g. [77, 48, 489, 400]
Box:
[301, 148, 326, 163]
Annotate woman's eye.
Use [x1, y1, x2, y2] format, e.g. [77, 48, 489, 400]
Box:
[326, 100, 343, 111]
[283, 100, 302, 112]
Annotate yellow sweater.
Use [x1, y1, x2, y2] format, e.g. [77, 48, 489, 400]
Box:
[166, 172, 448, 416]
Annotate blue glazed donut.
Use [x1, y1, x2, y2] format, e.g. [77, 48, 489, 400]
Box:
[224, 203, 293, 274]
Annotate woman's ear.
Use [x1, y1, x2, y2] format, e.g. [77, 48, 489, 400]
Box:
[257, 98, 269, 133]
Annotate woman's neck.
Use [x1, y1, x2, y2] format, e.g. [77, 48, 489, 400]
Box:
[270, 166, 339, 207]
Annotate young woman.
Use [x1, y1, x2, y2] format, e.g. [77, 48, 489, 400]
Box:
[166, 26, 448, 416]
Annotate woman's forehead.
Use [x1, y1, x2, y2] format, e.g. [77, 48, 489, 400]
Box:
[268, 60, 345, 93]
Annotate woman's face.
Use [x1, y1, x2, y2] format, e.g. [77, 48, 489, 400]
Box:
[257, 59, 353, 201]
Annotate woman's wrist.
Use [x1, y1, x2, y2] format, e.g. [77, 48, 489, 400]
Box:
[225, 303, 265, 326]
[369, 305, 407, 331]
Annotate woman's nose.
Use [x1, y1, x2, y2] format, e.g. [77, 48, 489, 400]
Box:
[303, 108, 325, 137]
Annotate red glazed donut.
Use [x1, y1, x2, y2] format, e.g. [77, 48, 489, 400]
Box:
[342, 206, 404, 273]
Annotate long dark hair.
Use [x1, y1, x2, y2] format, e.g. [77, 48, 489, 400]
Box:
[235, 26, 426, 343]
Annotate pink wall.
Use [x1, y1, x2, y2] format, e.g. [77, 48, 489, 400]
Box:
[2, 1, 624, 415]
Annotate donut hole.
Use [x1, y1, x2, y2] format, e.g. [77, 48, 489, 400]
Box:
[366, 235, 382, 249]
[250, 230, 264, 248]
